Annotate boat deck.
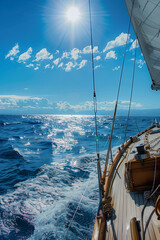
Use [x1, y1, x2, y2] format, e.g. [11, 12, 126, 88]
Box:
[105, 127, 160, 240]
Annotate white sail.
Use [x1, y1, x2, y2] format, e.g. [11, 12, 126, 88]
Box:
[125, 0, 160, 90]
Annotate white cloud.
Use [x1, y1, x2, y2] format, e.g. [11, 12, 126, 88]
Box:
[34, 48, 53, 61]
[112, 66, 120, 71]
[94, 56, 101, 61]
[34, 67, 39, 70]
[24, 88, 28, 91]
[56, 101, 93, 111]
[78, 60, 87, 69]
[103, 33, 132, 52]
[45, 64, 50, 69]
[97, 101, 116, 110]
[105, 50, 117, 60]
[65, 62, 74, 72]
[62, 51, 70, 59]
[61, 49, 80, 60]
[61, 46, 98, 61]
[71, 48, 80, 60]
[119, 100, 142, 108]
[133, 103, 142, 107]
[58, 62, 63, 68]
[18, 47, 32, 62]
[55, 50, 59, 54]
[5, 43, 20, 60]
[26, 63, 34, 68]
[82, 45, 99, 54]
[56, 102, 70, 111]
[53, 58, 60, 65]
[130, 39, 139, 50]
[137, 59, 145, 68]
[95, 65, 101, 69]
[120, 100, 130, 104]
[65, 62, 76, 72]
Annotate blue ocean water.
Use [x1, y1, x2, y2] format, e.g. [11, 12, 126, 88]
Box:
[0, 115, 157, 240]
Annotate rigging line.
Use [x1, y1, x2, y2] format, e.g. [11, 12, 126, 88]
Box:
[134, 119, 140, 132]
[139, 1, 160, 28]
[88, 0, 99, 157]
[63, 177, 91, 240]
[88, 0, 102, 212]
[103, 0, 136, 177]
[149, 29, 160, 44]
[142, 0, 149, 12]
[124, 38, 138, 142]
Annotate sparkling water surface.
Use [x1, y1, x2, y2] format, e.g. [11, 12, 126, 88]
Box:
[0, 115, 157, 239]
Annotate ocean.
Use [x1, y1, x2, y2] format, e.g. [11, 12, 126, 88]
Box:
[0, 115, 157, 240]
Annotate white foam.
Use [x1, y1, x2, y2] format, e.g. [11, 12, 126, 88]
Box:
[0, 151, 101, 239]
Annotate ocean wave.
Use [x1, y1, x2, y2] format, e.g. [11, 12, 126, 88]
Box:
[0, 208, 34, 240]
[0, 147, 25, 160]
[0, 115, 158, 239]
[0, 121, 21, 126]
[23, 120, 42, 125]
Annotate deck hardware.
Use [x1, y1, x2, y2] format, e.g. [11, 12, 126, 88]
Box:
[118, 147, 122, 152]
[135, 144, 150, 164]
[130, 136, 133, 142]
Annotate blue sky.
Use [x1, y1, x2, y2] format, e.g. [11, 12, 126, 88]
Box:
[0, 0, 160, 114]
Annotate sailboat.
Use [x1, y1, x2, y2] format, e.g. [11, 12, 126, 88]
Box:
[92, 0, 160, 239]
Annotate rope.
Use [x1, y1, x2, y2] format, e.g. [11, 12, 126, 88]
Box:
[103, 196, 113, 218]
[88, 0, 102, 212]
[103, 0, 136, 177]
[124, 38, 138, 142]
[141, 156, 158, 240]
[144, 209, 155, 236]
[63, 177, 91, 240]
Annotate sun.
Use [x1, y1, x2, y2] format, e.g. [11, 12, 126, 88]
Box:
[66, 6, 80, 23]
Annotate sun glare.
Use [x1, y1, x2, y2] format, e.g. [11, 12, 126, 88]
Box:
[66, 6, 80, 23]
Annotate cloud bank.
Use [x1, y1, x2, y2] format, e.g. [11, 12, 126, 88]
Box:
[4, 32, 145, 72]
[0, 95, 142, 113]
